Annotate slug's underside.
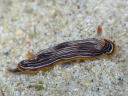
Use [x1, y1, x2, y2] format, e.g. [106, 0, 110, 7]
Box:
[10, 38, 116, 74]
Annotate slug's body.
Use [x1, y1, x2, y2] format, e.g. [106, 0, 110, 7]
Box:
[11, 38, 116, 74]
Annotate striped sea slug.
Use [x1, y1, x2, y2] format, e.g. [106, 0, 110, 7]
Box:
[9, 38, 116, 74]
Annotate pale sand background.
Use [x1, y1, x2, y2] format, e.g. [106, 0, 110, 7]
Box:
[0, 0, 128, 96]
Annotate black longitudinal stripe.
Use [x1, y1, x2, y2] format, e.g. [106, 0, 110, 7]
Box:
[20, 41, 103, 67]
[32, 39, 101, 63]
[19, 49, 103, 70]
[20, 51, 103, 71]
[19, 39, 101, 67]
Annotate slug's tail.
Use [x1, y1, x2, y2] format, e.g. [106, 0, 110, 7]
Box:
[7, 68, 21, 73]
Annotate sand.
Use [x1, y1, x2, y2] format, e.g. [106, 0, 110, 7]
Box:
[0, 0, 128, 96]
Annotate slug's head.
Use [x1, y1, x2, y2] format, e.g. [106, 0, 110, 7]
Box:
[99, 39, 116, 56]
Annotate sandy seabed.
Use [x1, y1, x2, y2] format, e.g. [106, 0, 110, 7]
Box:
[0, 0, 128, 96]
